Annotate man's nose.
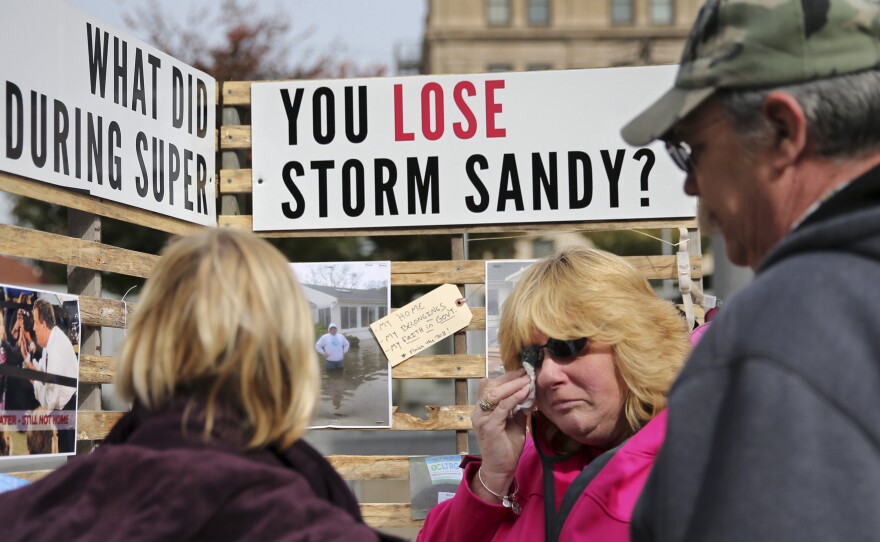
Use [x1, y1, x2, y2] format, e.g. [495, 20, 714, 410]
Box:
[683, 172, 699, 196]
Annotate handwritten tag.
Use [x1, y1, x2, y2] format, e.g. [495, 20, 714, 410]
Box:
[370, 284, 472, 366]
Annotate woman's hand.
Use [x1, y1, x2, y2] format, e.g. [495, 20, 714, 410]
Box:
[470, 369, 533, 504]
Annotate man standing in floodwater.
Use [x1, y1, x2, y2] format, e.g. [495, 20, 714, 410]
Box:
[316, 323, 349, 371]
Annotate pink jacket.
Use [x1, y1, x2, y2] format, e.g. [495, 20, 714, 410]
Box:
[418, 410, 667, 542]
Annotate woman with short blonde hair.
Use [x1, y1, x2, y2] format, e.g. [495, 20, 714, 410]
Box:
[1, 229, 401, 541]
[421, 247, 690, 541]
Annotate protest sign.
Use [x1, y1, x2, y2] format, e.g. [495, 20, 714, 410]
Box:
[0, 0, 216, 226]
[251, 65, 695, 231]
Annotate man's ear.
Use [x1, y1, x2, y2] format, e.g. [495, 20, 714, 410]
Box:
[761, 92, 808, 169]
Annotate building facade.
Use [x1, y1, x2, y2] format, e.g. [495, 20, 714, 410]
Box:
[422, 0, 702, 74]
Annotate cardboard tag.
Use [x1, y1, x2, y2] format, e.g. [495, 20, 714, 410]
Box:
[370, 284, 472, 366]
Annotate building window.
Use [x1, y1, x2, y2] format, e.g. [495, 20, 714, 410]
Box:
[611, 0, 634, 24]
[650, 0, 673, 24]
[527, 63, 553, 71]
[341, 306, 358, 329]
[527, 0, 550, 25]
[318, 307, 331, 328]
[361, 306, 376, 326]
[487, 63, 513, 72]
[378, 306, 388, 320]
[487, 0, 511, 26]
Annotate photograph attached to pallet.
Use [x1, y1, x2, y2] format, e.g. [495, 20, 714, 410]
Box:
[290, 261, 393, 429]
[0, 285, 81, 459]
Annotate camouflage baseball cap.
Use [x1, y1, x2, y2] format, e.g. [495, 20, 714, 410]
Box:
[621, 0, 880, 146]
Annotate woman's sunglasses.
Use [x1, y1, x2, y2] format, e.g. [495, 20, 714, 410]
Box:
[520, 337, 589, 368]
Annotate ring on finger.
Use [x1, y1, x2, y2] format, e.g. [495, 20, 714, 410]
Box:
[478, 397, 496, 412]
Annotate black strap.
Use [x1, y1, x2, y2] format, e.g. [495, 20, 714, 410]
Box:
[551, 441, 626, 542]
[532, 415, 628, 542]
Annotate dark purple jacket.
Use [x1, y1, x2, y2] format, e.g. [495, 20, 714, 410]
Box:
[0, 402, 402, 542]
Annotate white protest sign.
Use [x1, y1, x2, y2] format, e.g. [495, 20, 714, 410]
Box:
[251, 65, 695, 231]
[0, 0, 217, 226]
[370, 284, 472, 366]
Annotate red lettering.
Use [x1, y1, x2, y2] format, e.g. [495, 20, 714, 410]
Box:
[485, 79, 506, 138]
[453, 81, 477, 139]
[393, 84, 414, 141]
[421, 82, 444, 141]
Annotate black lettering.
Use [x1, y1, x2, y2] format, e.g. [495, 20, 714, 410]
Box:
[187, 73, 193, 135]
[196, 153, 208, 214]
[74, 108, 81, 179]
[132, 48, 146, 115]
[147, 54, 161, 120]
[280, 88, 304, 145]
[342, 159, 365, 217]
[497, 153, 524, 212]
[113, 36, 127, 107]
[108, 121, 122, 189]
[601, 149, 625, 208]
[30, 91, 47, 168]
[465, 154, 490, 213]
[374, 158, 398, 215]
[168, 143, 179, 206]
[87, 113, 102, 184]
[135, 131, 149, 197]
[568, 151, 592, 209]
[407, 156, 439, 214]
[532, 152, 558, 210]
[313, 87, 335, 145]
[5, 82, 23, 159]
[152, 136, 164, 202]
[172, 67, 183, 129]
[183, 149, 193, 210]
[281, 161, 306, 219]
[311, 160, 335, 217]
[53, 100, 69, 175]
[196, 78, 208, 138]
[344, 86, 368, 143]
[86, 23, 109, 98]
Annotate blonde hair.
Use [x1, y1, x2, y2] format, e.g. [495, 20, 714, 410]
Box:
[117, 228, 318, 449]
[499, 247, 690, 442]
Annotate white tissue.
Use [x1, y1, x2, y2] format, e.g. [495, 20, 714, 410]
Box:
[513, 362, 535, 414]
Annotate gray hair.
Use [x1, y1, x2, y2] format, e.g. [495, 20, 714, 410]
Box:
[719, 69, 880, 158]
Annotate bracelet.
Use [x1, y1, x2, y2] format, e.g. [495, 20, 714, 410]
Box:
[477, 467, 522, 515]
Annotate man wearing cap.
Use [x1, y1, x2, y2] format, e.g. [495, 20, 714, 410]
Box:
[315, 323, 350, 371]
[621, 0, 880, 540]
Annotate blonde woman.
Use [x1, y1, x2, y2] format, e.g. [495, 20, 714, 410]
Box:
[0, 229, 402, 541]
[420, 248, 690, 542]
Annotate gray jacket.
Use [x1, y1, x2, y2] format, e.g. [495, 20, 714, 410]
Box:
[633, 166, 880, 541]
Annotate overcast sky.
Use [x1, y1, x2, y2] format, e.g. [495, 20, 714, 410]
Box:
[66, 0, 427, 74]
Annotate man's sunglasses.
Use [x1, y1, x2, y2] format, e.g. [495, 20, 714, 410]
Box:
[520, 337, 589, 368]
[665, 140, 694, 173]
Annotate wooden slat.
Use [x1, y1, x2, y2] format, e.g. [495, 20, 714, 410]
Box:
[392, 355, 485, 379]
[220, 125, 251, 149]
[0, 171, 203, 236]
[362, 503, 421, 528]
[76, 405, 472, 440]
[466, 307, 486, 332]
[0, 224, 158, 278]
[388, 405, 471, 431]
[329, 455, 411, 480]
[223, 80, 253, 106]
[79, 296, 132, 328]
[219, 168, 252, 194]
[78, 410, 125, 440]
[77, 354, 484, 384]
[220, 214, 698, 237]
[392, 260, 485, 285]
[79, 354, 118, 384]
